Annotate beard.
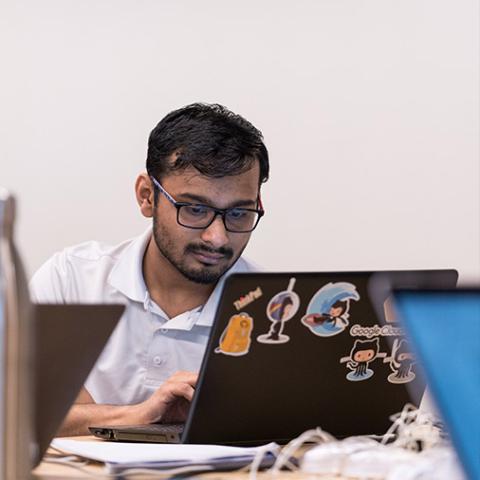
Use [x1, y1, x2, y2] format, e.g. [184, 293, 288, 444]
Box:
[152, 215, 243, 284]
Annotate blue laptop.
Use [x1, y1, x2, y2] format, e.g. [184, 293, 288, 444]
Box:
[392, 288, 480, 480]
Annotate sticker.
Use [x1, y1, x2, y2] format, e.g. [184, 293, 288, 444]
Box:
[257, 278, 300, 344]
[233, 287, 263, 311]
[340, 338, 386, 382]
[383, 295, 398, 323]
[383, 339, 416, 384]
[215, 313, 254, 356]
[301, 282, 360, 337]
[349, 323, 404, 338]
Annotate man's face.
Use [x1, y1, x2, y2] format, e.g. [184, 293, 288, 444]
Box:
[152, 162, 260, 284]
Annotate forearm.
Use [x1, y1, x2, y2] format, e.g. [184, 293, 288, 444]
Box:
[58, 403, 141, 437]
[59, 371, 197, 436]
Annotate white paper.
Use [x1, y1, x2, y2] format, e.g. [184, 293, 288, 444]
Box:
[51, 437, 276, 465]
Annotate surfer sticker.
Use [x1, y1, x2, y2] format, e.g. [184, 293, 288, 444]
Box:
[257, 278, 300, 344]
[302, 282, 360, 337]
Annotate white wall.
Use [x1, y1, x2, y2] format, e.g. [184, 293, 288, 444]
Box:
[1, 0, 478, 283]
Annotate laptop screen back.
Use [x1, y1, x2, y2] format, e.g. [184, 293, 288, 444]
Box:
[184, 270, 457, 445]
[393, 289, 480, 480]
[34, 303, 124, 465]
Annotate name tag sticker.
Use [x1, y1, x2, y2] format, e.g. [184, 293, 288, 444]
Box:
[233, 287, 263, 311]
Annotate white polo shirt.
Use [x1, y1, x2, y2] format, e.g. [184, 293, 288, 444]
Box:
[29, 229, 256, 405]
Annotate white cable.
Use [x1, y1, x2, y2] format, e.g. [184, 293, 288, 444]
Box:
[247, 442, 281, 480]
[298, 405, 462, 480]
[268, 427, 335, 475]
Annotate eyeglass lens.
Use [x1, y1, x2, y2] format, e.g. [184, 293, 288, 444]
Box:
[178, 205, 259, 232]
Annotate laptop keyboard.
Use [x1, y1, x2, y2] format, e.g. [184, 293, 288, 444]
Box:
[142, 423, 184, 434]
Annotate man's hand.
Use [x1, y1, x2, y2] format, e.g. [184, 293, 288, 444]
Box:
[130, 371, 198, 424]
[59, 370, 198, 436]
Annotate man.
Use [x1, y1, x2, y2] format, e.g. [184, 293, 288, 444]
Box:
[30, 103, 269, 435]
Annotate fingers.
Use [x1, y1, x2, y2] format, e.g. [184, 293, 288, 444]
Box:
[165, 370, 198, 388]
[158, 371, 197, 402]
[132, 371, 199, 424]
[164, 381, 195, 403]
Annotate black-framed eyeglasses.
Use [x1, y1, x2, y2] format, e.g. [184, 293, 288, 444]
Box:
[150, 176, 264, 233]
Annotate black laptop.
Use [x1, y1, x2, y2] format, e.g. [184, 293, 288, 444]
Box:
[90, 269, 457, 445]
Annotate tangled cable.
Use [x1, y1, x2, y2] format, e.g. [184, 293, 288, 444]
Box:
[247, 404, 464, 480]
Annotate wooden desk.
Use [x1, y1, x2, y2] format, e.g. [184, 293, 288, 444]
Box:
[31, 436, 340, 479]
[33, 463, 338, 480]
[33, 464, 339, 480]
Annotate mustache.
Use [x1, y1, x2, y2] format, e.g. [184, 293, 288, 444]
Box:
[186, 243, 234, 259]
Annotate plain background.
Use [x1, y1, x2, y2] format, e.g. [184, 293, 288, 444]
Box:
[1, 0, 478, 282]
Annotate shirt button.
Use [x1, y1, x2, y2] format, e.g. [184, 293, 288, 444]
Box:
[153, 356, 163, 365]
[161, 328, 168, 334]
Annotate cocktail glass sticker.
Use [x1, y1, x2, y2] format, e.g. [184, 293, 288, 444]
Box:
[340, 338, 386, 381]
[215, 313, 254, 356]
[301, 282, 360, 337]
[257, 277, 300, 344]
[383, 338, 416, 384]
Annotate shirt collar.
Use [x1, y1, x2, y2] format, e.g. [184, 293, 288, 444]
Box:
[152, 257, 251, 330]
[107, 228, 151, 303]
[107, 228, 253, 329]
[195, 258, 252, 327]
